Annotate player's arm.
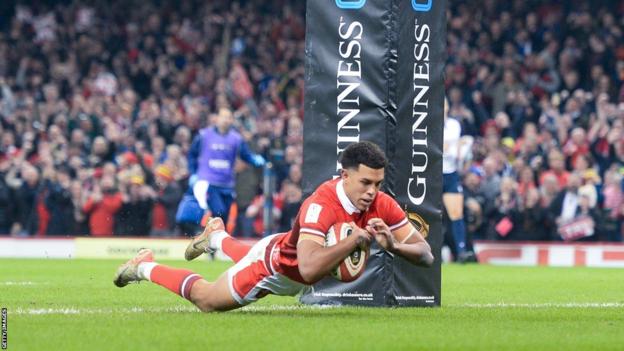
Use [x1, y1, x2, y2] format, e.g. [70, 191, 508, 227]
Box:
[366, 218, 433, 267]
[187, 135, 202, 175]
[297, 226, 372, 284]
[238, 139, 265, 167]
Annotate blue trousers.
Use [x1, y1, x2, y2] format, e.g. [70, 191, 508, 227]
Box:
[175, 185, 235, 225]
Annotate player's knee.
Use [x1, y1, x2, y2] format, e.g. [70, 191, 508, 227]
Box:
[189, 281, 216, 312]
[189, 280, 241, 312]
[445, 197, 464, 219]
[194, 296, 241, 313]
[451, 208, 464, 220]
[192, 291, 224, 312]
[447, 207, 463, 220]
[195, 299, 217, 313]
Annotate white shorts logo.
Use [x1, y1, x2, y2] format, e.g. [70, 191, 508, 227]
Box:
[304, 203, 322, 223]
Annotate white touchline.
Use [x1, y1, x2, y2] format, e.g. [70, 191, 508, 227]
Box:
[10, 303, 624, 315]
[13, 306, 199, 315]
[11, 305, 337, 315]
[458, 303, 624, 308]
[0, 281, 44, 286]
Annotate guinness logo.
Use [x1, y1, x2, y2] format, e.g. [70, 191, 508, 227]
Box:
[406, 211, 430, 238]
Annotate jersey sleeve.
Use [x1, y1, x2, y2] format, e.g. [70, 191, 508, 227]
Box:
[378, 193, 409, 231]
[187, 134, 202, 175]
[297, 199, 336, 240]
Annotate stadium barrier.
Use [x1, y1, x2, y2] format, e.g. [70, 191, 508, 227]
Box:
[0, 236, 255, 261]
[473, 241, 624, 268]
[2, 236, 623, 268]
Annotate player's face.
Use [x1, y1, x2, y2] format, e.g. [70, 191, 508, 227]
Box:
[216, 110, 233, 131]
[342, 164, 384, 211]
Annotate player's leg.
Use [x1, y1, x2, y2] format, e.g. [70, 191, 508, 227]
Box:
[443, 192, 466, 252]
[113, 248, 243, 312]
[442, 172, 467, 257]
[185, 217, 252, 262]
[175, 190, 206, 236]
[192, 234, 300, 311]
[221, 190, 235, 230]
[190, 260, 268, 312]
[208, 186, 229, 224]
[189, 272, 241, 312]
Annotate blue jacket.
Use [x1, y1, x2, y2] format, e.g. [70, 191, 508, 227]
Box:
[188, 127, 261, 188]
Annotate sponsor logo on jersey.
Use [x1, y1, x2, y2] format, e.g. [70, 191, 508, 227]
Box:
[305, 203, 323, 223]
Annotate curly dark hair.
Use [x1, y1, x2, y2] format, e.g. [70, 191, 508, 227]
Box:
[339, 141, 387, 170]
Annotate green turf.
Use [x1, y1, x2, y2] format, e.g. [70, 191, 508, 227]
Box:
[2, 259, 623, 351]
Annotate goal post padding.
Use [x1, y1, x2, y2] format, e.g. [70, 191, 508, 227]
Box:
[300, 0, 445, 307]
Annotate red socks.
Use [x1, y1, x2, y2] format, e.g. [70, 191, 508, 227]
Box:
[150, 265, 202, 301]
[221, 236, 251, 263]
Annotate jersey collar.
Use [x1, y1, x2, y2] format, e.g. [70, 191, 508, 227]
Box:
[336, 179, 360, 214]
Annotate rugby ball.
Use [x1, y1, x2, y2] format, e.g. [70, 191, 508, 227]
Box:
[325, 222, 369, 282]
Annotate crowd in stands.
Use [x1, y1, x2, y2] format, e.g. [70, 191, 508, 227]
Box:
[0, 0, 305, 237]
[447, 0, 624, 242]
[0, 0, 622, 242]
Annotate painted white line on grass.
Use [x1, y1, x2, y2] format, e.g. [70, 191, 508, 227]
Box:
[11, 302, 624, 315]
[13, 306, 199, 315]
[241, 303, 624, 310]
[239, 305, 338, 312]
[12, 304, 336, 315]
[0, 281, 43, 286]
[457, 302, 624, 308]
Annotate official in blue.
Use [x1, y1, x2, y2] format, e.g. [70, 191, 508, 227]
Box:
[176, 108, 265, 231]
[443, 98, 476, 263]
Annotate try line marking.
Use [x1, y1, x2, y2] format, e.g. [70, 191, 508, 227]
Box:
[9, 303, 624, 315]
[458, 302, 624, 308]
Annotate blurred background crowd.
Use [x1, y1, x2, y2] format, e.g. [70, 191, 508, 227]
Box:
[0, 0, 622, 242]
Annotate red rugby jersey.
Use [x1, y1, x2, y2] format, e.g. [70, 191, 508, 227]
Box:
[272, 178, 409, 284]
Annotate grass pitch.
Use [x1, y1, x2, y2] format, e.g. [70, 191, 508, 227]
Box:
[2, 259, 623, 350]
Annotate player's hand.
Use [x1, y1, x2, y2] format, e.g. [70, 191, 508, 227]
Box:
[188, 174, 198, 187]
[252, 154, 266, 167]
[366, 218, 397, 253]
[349, 222, 373, 249]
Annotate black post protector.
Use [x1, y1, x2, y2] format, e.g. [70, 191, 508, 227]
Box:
[301, 0, 445, 307]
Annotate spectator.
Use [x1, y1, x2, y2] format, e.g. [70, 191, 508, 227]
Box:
[70, 179, 89, 235]
[11, 163, 43, 236]
[479, 156, 502, 204]
[82, 176, 123, 237]
[0, 156, 16, 233]
[115, 175, 154, 236]
[45, 166, 75, 235]
[487, 176, 521, 240]
[277, 179, 303, 233]
[244, 192, 282, 238]
[233, 160, 261, 237]
[601, 168, 623, 241]
[515, 187, 549, 241]
[517, 166, 537, 198]
[540, 150, 570, 188]
[547, 172, 593, 241]
[150, 165, 182, 237]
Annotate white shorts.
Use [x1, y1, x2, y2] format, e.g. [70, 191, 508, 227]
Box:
[226, 234, 305, 305]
